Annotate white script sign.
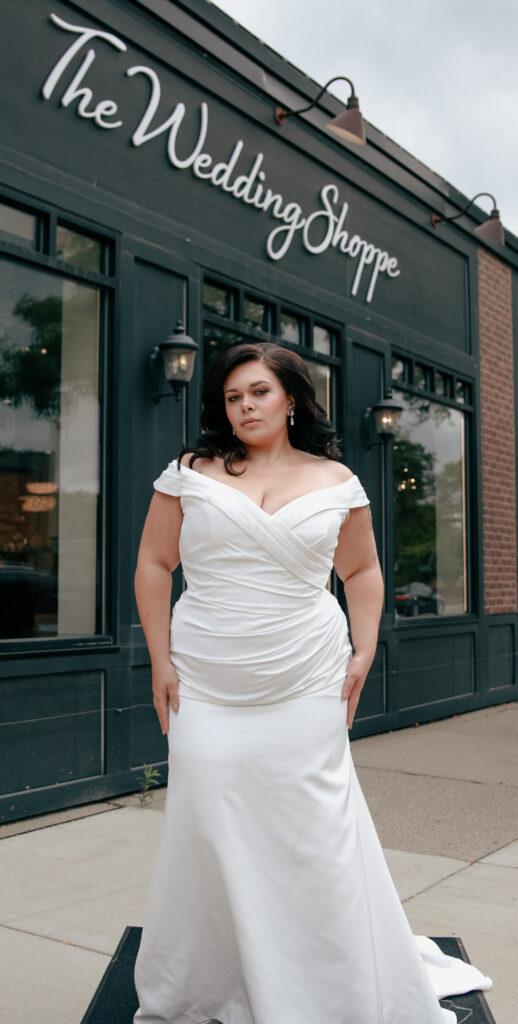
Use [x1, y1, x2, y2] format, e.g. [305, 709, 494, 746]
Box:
[41, 13, 401, 303]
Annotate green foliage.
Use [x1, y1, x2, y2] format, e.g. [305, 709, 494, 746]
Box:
[394, 437, 436, 586]
[0, 294, 62, 417]
[394, 431, 464, 594]
[136, 764, 161, 807]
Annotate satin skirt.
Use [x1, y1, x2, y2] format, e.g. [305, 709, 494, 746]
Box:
[133, 684, 454, 1024]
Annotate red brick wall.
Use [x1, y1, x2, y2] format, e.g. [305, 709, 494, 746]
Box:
[478, 247, 517, 614]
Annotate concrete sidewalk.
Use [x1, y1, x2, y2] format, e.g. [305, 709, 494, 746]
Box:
[1, 702, 517, 1024]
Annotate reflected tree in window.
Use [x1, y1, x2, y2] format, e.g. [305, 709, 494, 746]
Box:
[393, 391, 467, 618]
[0, 262, 101, 639]
[394, 437, 435, 585]
[0, 294, 62, 417]
[203, 325, 248, 378]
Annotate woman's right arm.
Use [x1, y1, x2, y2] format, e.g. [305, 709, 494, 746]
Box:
[134, 491, 183, 734]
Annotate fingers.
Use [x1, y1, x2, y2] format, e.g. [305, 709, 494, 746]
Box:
[153, 667, 180, 735]
[341, 665, 365, 730]
[167, 671, 180, 714]
[341, 668, 362, 702]
[153, 691, 169, 736]
[347, 692, 360, 730]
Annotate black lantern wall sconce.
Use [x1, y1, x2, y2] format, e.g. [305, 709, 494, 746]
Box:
[432, 192, 505, 246]
[363, 392, 403, 449]
[149, 321, 199, 403]
[275, 76, 366, 146]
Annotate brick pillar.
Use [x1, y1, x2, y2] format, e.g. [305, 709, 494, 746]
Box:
[478, 247, 517, 613]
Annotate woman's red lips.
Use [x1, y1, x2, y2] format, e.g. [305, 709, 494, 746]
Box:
[242, 418, 260, 425]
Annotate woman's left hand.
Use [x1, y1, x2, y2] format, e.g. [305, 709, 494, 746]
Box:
[341, 652, 372, 729]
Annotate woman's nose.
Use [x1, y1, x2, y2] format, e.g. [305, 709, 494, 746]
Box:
[242, 395, 254, 409]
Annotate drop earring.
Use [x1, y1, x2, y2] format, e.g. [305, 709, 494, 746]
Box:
[289, 408, 295, 427]
[232, 428, 236, 435]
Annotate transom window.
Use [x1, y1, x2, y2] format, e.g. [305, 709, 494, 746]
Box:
[391, 354, 472, 408]
[0, 201, 39, 250]
[202, 276, 340, 419]
[56, 224, 104, 273]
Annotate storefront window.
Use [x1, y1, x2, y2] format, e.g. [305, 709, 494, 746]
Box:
[393, 390, 467, 618]
[56, 225, 102, 273]
[456, 380, 471, 405]
[305, 358, 331, 417]
[414, 363, 432, 390]
[203, 281, 233, 318]
[313, 325, 332, 356]
[280, 311, 302, 345]
[203, 324, 248, 377]
[243, 295, 270, 332]
[0, 201, 38, 250]
[435, 371, 452, 398]
[0, 259, 101, 638]
[391, 355, 411, 385]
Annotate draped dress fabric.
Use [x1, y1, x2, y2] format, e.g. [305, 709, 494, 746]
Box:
[134, 460, 491, 1024]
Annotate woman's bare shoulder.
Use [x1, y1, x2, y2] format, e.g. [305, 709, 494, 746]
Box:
[300, 454, 354, 485]
[325, 459, 355, 484]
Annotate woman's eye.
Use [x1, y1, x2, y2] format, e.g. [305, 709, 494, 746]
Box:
[256, 389, 268, 396]
[227, 396, 239, 402]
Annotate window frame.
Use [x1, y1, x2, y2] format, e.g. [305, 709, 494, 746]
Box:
[0, 192, 117, 655]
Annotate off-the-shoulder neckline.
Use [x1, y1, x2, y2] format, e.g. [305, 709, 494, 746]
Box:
[171, 459, 359, 519]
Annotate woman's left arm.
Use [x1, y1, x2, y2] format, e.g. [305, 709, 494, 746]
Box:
[333, 505, 384, 728]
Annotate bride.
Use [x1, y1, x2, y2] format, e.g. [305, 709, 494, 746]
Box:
[133, 341, 489, 1024]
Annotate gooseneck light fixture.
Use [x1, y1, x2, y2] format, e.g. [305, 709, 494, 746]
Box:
[432, 193, 505, 246]
[364, 391, 403, 449]
[149, 321, 199, 403]
[275, 76, 366, 146]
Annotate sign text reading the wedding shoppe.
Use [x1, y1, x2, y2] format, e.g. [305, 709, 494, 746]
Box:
[41, 13, 401, 304]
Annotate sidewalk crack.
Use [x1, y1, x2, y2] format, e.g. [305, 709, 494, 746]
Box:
[0, 921, 111, 957]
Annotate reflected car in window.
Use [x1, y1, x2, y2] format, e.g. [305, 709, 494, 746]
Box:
[395, 582, 445, 617]
[0, 561, 57, 637]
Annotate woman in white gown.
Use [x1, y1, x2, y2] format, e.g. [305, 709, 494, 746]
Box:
[133, 343, 490, 1024]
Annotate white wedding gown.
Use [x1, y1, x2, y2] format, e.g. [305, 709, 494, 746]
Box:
[133, 460, 491, 1024]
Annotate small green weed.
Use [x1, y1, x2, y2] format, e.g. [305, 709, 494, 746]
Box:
[137, 764, 161, 807]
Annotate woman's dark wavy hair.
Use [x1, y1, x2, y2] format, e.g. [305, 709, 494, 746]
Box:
[178, 342, 341, 474]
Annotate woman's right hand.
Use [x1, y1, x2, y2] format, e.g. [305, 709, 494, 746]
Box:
[152, 662, 180, 734]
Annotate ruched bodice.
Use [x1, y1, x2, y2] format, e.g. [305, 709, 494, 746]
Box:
[154, 458, 369, 584]
[153, 460, 370, 705]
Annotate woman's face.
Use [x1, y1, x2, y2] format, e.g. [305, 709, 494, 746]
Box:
[223, 360, 293, 443]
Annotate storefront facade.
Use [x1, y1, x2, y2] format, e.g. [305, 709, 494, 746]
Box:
[1, 0, 517, 821]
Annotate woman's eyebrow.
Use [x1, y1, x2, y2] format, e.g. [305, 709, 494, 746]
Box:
[224, 380, 270, 393]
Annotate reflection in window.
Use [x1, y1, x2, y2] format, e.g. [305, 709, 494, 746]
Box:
[57, 225, 102, 272]
[456, 380, 471, 405]
[305, 358, 331, 417]
[313, 325, 332, 356]
[392, 356, 408, 384]
[414, 363, 431, 390]
[0, 201, 38, 249]
[436, 371, 452, 398]
[0, 259, 101, 638]
[243, 296, 269, 331]
[203, 324, 248, 377]
[393, 390, 467, 618]
[280, 312, 302, 345]
[203, 281, 232, 318]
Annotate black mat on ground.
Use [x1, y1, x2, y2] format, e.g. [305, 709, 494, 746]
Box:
[81, 927, 496, 1023]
